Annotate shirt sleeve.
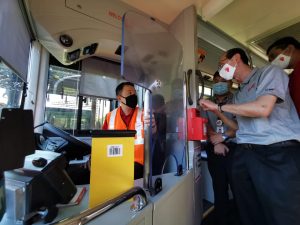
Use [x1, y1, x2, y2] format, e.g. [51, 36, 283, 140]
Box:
[199, 108, 208, 119]
[256, 65, 289, 103]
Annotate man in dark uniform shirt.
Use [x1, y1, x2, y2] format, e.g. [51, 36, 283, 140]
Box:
[203, 71, 238, 225]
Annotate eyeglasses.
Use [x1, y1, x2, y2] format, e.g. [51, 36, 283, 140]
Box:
[217, 64, 224, 72]
[218, 57, 236, 71]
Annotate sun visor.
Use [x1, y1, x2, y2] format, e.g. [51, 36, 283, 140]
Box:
[80, 57, 126, 99]
[0, 0, 31, 81]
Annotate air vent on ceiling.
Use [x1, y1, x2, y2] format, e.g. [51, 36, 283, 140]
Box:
[250, 22, 300, 53]
[203, 75, 212, 80]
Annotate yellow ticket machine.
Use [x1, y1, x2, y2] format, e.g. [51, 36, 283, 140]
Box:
[89, 130, 136, 208]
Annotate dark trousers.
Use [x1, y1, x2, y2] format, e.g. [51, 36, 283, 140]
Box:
[232, 142, 300, 225]
[134, 162, 143, 179]
[207, 142, 237, 225]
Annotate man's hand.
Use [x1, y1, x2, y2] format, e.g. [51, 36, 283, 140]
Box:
[210, 133, 224, 145]
[199, 99, 218, 112]
[214, 143, 229, 156]
[144, 112, 157, 134]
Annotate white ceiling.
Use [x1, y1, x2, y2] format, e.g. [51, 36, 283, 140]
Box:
[121, 0, 300, 56]
[121, 0, 205, 24]
[25, 0, 300, 66]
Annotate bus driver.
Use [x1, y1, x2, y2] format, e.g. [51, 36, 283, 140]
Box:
[102, 82, 156, 179]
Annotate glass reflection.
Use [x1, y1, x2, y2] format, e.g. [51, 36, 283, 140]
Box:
[0, 61, 24, 114]
[122, 11, 185, 175]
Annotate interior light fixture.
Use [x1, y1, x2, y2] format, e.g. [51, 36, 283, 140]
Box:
[59, 34, 73, 47]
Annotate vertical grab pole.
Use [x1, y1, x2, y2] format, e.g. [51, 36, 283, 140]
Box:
[143, 89, 152, 189]
[185, 69, 193, 170]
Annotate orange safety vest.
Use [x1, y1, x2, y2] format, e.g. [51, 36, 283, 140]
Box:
[105, 107, 144, 165]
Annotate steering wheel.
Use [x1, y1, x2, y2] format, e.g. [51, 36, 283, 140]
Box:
[43, 122, 91, 159]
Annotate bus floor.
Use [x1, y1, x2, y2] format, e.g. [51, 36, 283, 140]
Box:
[201, 199, 241, 225]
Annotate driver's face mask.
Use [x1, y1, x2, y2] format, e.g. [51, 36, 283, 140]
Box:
[120, 94, 138, 109]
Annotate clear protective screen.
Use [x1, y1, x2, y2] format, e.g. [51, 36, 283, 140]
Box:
[121, 11, 186, 174]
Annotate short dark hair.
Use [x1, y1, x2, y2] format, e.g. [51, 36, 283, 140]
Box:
[115, 82, 135, 96]
[226, 48, 249, 65]
[213, 71, 231, 83]
[213, 71, 221, 80]
[267, 37, 300, 55]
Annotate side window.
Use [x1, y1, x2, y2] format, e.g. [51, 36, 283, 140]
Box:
[0, 61, 24, 113]
[45, 64, 113, 131]
[80, 96, 111, 130]
[45, 65, 81, 130]
[81, 85, 145, 130]
[199, 85, 213, 98]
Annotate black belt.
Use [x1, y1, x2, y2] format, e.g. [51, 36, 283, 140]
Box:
[240, 140, 300, 149]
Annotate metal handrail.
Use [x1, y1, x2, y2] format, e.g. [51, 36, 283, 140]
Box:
[55, 186, 147, 225]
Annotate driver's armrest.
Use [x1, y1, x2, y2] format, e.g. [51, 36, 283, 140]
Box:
[66, 156, 91, 185]
[69, 155, 90, 166]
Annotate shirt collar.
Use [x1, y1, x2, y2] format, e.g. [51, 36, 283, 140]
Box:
[120, 107, 135, 117]
[240, 68, 258, 88]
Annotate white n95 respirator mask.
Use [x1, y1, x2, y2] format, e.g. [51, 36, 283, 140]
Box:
[219, 63, 236, 80]
[271, 54, 291, 69]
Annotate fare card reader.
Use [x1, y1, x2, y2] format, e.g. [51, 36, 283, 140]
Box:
[3, 151, 76, 224]
[187, 108, 207, 141]
[178, 108, 207, 141]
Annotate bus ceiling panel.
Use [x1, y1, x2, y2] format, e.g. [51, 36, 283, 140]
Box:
[26, 0, 140, 65]
[197, 18, 268, 68]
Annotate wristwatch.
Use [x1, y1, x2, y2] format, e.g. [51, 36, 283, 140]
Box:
[222, 134, 229, 142]
[218, 103, 225, 113]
